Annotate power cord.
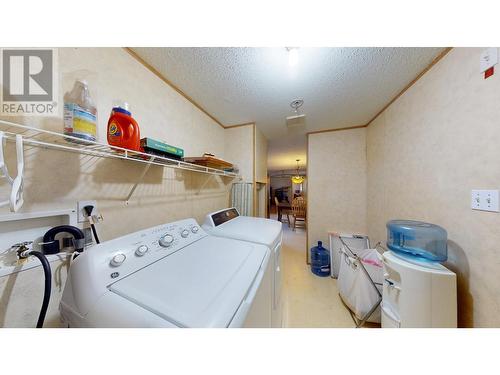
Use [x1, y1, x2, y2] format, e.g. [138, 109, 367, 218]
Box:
[16, 242, 51, 328]
[83, 205, 100, 244]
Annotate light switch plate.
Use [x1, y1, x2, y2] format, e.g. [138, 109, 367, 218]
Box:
[480, 48, 498, 73]
[471, 190, 499, 212]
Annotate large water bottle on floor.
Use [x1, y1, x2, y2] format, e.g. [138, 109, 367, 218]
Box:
[311, 241, 330, 277]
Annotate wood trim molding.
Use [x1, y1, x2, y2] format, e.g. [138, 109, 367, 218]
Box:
[252, 123, 257, 217]
[266, 176, 270, 218]
[125, 47, 452, 136]
[306, 48, 452, 138]
[124, 47, 225, 128]
[224, 122, 255, 129]
[305, 132, 310, 264]
[307, 124, 367, 136]
[365, 47, 453, 126]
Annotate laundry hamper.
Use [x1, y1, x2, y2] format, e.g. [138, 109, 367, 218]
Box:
[337, 238, 383, 327]
[329, 232, 370, 278]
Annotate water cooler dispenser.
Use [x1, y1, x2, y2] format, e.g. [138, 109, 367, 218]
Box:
[381, 220, 457, 328]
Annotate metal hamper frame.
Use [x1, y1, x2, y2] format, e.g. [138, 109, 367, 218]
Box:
[338, 237, 383, 328]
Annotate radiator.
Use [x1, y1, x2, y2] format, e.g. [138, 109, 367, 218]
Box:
[231, 182, 253, 216]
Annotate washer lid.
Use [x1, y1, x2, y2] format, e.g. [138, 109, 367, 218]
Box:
[109, 236, 268, 328]
[204, 216, 282, 248]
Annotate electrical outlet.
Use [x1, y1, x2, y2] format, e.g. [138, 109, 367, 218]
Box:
[77, 200, 99, 223]
[480, 48, 498, 73]
[471, 190, 499, 212]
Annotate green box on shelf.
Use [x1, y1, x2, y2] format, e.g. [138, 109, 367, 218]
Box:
[140, 137, 184, 158]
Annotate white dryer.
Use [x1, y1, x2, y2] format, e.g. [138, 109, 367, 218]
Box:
[202, 208, 283, 328]
[60, 218, 272, 328]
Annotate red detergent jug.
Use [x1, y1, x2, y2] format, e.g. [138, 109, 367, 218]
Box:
[107, 102, 141, 152]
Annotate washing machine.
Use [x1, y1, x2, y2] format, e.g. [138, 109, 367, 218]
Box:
[202, 208, 283, 328]
[60, 218, 272, 328]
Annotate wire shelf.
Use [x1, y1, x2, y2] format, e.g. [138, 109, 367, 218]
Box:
[0, 119, 239, 178]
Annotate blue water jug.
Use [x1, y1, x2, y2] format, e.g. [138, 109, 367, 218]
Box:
[386, 220, 448, 262]
[311, 241, 330, 277]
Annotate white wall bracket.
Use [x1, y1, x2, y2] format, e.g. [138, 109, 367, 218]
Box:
[196, 174, 215, 195]
[125, 156, 155, 205]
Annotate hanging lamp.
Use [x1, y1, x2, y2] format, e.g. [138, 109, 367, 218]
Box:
[291, 159, 305, 184]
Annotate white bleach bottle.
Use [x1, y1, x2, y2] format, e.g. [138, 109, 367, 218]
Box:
[63, 80, 98, 143]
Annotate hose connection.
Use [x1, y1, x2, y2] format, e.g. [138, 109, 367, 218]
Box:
[12, 241, 52, 328]
[14, 241, 34, 259]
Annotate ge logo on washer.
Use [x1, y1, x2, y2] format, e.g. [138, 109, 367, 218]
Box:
[110, 272, 120, 279]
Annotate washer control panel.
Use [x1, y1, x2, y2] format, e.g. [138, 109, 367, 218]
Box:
[78, 219, 206, 285]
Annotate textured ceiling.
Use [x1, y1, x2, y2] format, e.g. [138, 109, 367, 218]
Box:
[132, 47, 444, 170]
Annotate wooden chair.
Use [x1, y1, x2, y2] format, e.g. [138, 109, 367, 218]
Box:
[274, 196, 291, 225]
[291, 197, 307, 231]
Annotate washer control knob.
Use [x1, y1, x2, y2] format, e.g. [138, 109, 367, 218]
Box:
[181, 229, 189, 238]
[191, 226, 199, 233]
[135, 245, 149, 256]
[159, 234, 174, 247]
[110, 253, 126, 267]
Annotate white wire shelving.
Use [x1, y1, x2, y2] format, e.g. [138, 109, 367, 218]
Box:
[0, 119, 240, 203]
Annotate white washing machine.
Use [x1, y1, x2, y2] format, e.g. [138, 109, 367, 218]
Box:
[60, 218, 272, 328]
[202, 208, 283, 328]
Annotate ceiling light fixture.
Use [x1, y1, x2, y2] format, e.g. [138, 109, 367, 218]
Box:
[290, 99, 304, 113]
[286, 99, 306, 127]
[286, 47, 299, 67]
[291, 159, 305, 184]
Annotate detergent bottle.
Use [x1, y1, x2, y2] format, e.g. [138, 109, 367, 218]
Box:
[64, 80, 98, 143]
[107, 101, 141, 151]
